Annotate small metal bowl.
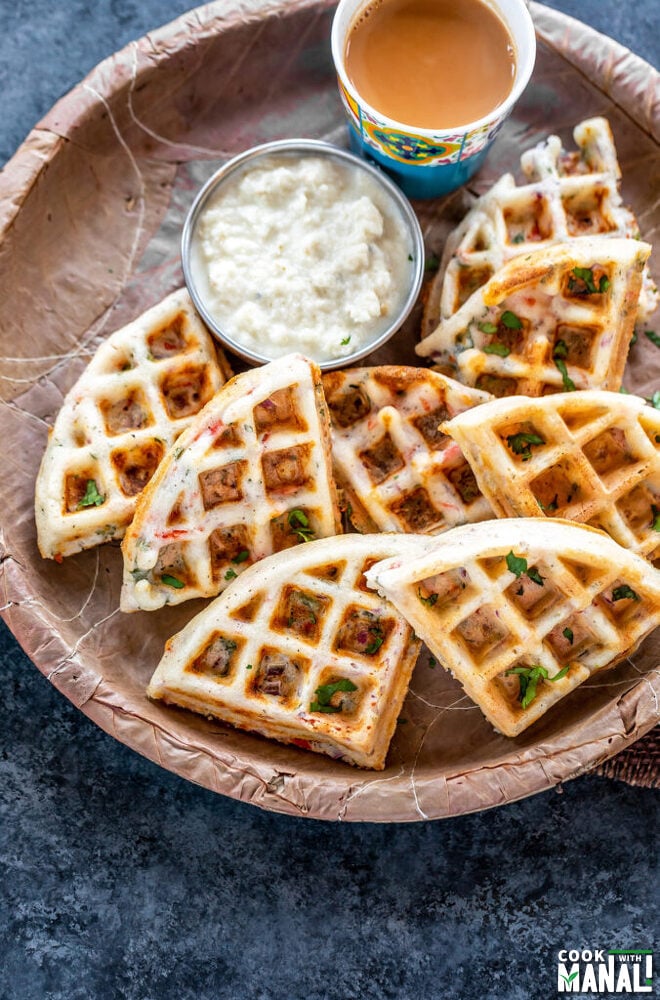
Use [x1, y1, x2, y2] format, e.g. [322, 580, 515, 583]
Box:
[181, 138, 425, 371]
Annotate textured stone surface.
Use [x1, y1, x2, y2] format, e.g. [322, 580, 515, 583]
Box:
[1, 2, 659, 998]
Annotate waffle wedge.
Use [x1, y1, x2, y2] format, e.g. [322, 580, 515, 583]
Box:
[366, 519, 660, 737]
[121, 353, 341, 612]
[416, 237, 650, 397]
[35, 288, 230, 560]
[422, 117, 658, 338]
[441, 391, 660, 563]
[148, 534, 425, 769]
[322, 365, 493, 534]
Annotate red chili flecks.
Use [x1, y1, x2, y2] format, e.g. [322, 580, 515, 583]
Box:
[292, 738, 311, 750]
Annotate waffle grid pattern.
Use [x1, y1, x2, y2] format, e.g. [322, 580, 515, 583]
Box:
[442, 392, 660, 561]
[35, 288, 227, 559]
[323, 367, 493, 534]
[366, 520, 660, 737]
[148, 535, 424, 768]
[425, 118, 658, 330]
[416, 237, 649, 397]
[121, 355, 340, 612]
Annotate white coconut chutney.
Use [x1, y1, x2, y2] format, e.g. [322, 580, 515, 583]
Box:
[189, 155, 415, 362]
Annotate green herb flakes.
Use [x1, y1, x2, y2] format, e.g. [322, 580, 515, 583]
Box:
[505, 550, 544, 586]
[340, 336, 351, 346]
[500, 310, 523, 330]
[644, 329, 660, 349]
[424, 254, 440, 273]
[483, 342, 511, 357]
[310, 678, 358, 714]
[77, 480, 105, 509]
[506, 432, 544, 461]
[224, 568, 238, 581]
[506, 663, 568, 709]
[478, 322, 498, 335]
[288, 509, 315, 542]
[651, 505, 660, 532]
[417, 587, 439, 607]
[611, 584, 640, 602]
[562, 627, 574, 645]
[569, 267, 609, 294]
[647, 391, 660, 410]
[231, 550, 249, 564]
[161, 574, 184, 589]
[553, 340, 576, 391]
[512, 233, 525, 244]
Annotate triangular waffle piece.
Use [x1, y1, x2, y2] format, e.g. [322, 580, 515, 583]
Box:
[366, 519, 660, 737]
[422, 117, 658, 337]
[35, 288, 230, 560]
[322, 365, 494, 533]
[148, 534, 426, 769]
[121, 354, 341, 612]
[416, 237, 651, 397]
[441, 390, 660, 563]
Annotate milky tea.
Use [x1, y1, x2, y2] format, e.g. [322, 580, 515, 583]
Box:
[344, 0, 517, 130]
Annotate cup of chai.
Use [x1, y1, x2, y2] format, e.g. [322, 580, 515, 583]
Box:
[331, 0, 536, 199]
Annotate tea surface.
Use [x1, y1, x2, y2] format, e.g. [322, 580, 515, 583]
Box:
[345, 0, 516, 129]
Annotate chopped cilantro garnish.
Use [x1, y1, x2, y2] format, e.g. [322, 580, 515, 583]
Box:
[232, 550, 249, 564]
[429, 656, 437, 669]
[506, 663, 569, 709]
[644, 329, 660, 349]
[505, 551, 528, 578]
[647, 391, 660, 410]
[553, 340, 576, 391]
[562, 627, 574, 645]
[478, 321, 498, 335]
[569, 267, 609, 294]
[651, 505, 660, 532]
[174, 446, 184, 460]
[512, 233, 525, 244]
[407, 253, 413, 262]
[161, 574, 184, 589]
[612, 584, 640, 602]
[630, 330, 638, 346]
[537, 494, 559, 512]
[340, 336, 351, 346]
[483, 342, 510, 357]
[424, 254, 440, 273]
[310, 678, 358, 714]
[506, 551, 544, 586]
[506, 432, 545, 461]
[501, 310, 523, 330]
[77, 480, 105, 509]
[288, 508, 315, 542]
[224, 568, 238, 581]
[417, 587, 438, 607]
[364, 625, 384, 655]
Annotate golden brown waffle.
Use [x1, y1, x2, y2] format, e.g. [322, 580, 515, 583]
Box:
[416, 237, 651, 397]
[322, 366, 494, 533]
[422, 117, 658, 338]
[35, 288, 230, 560]
[441, 391, 660, 564]
[121, 353, 341, 612]
[366, 519, 660, 737]
[148, 533, 425, 769]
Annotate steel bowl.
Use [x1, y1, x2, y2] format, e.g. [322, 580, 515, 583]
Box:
[181, 138, 425, 371]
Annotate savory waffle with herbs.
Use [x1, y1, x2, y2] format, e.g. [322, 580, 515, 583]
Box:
[35, 288, 230, 561]
[422, 117, 658, 339]
[322, 365, 493, 535]
[416, 237, 651, 397]
[440, 390, 660, 564]
[366, 519, 660, 738]
[147, 533, 426, 769]
[121, 353, 341, 612]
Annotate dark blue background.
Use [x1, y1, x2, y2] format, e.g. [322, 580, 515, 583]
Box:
[1, 3, 658, 998]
